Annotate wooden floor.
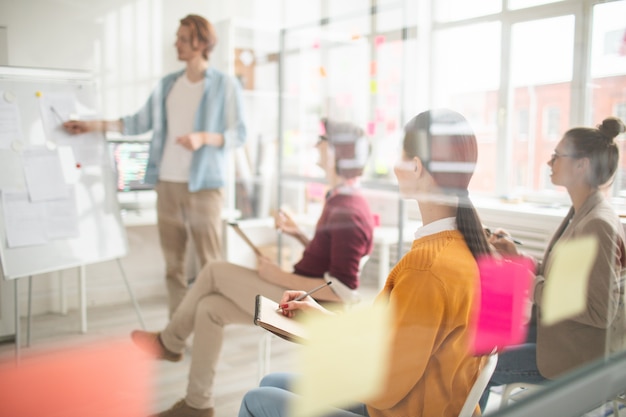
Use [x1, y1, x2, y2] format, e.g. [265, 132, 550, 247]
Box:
[3, 290, 619, 416]
[0, 286, 379, 417]
[0, 295, 302, 416]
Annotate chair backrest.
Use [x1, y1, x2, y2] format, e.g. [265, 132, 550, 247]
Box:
[458, 354, 499, 417]
[322, 254, 371, 307]
[358, 254, 370, 272]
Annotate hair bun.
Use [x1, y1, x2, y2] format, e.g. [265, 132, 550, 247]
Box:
[598, 117, 626, 141]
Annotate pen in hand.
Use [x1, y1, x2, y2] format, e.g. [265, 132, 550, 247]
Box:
[495, 233, 523, 245]
[484, 227, 523, 245]
[276, 280, 332, 312]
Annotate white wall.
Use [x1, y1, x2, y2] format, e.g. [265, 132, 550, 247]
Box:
[0, 0, 276, 117]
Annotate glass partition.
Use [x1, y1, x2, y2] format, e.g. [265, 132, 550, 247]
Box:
[278, 2, 413, 218]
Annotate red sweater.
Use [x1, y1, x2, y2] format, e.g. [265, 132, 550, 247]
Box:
[293, 191, 374, 289]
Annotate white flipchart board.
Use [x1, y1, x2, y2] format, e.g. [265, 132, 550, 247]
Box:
[0, 66, 128, 280]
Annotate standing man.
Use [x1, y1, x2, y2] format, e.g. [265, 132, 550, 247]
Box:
[64, 14, 247, 316]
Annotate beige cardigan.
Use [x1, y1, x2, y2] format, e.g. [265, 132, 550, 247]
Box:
[534, 190, 626, 378]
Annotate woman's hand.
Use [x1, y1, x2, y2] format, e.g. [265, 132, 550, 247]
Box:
[277, 290, 332, 318]
[486, 227, 520, 257]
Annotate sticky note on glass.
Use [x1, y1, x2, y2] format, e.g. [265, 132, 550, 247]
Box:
[542, 235, 598, 326]
[471, 256, 535, 355]
[0, 339, 153, 417]
[370, 80, 378, 94]
[292, 303, 391, 417]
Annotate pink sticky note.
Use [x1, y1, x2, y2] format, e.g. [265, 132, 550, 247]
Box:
[319, 120, 326, 136]
[307, 182, 327, 200]
[375, 108, 385, 122]
[366, 121, 376, 136]
[470, 256, 535, 355]
[374, 35, 386, 47]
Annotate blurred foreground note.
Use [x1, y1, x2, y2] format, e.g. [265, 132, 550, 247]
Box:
[292, 303, 391, 417]
[0, 338, 153, 417]
[542, 235, 598, 326]
[471, 256, 535, 355]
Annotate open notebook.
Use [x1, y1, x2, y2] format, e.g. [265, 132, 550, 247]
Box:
[254, 294, 308, 343]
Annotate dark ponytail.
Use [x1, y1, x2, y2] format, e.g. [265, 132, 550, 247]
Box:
[457, 196, 491, 260]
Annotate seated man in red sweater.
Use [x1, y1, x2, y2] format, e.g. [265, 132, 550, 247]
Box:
[131, 118, 376, 417]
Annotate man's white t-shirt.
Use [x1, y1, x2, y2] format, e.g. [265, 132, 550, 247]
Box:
[159, 74, 204, 183]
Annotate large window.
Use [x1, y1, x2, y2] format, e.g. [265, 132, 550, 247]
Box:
[430, 0, 626, 201]
[432, 22, 501, 193]
[590, 1, 626, 199]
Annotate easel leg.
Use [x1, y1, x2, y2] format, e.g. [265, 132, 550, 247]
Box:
[79, 265, 87, 333]
[27, 275, 32, 347]
[116, 258, 145, 329]
[14, 279, 20, 365]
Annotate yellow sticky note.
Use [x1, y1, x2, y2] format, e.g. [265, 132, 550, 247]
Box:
[369, 80, 377, 94]
[292, 303, 391, 417]
[542, 235, 598, 326]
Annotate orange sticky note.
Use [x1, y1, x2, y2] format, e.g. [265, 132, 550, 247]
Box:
[319, 66, 327, 77]
[0, 339, 153, 417]
[370, 61, 377, 76]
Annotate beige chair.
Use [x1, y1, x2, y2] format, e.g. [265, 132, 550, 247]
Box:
[459, 353, 499, 417]
[613, 393, 626, 416]
[257, 255, 370, 380]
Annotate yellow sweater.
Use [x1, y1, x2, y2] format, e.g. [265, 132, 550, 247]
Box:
[367, 230, 482, 417]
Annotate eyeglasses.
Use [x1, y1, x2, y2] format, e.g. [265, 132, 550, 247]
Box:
[549, 151, 579, 163]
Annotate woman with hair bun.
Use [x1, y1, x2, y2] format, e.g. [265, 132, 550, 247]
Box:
[480, 116, 626, 410]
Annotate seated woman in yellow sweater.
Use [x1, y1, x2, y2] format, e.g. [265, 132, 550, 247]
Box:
[237, 109, 492, 417]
